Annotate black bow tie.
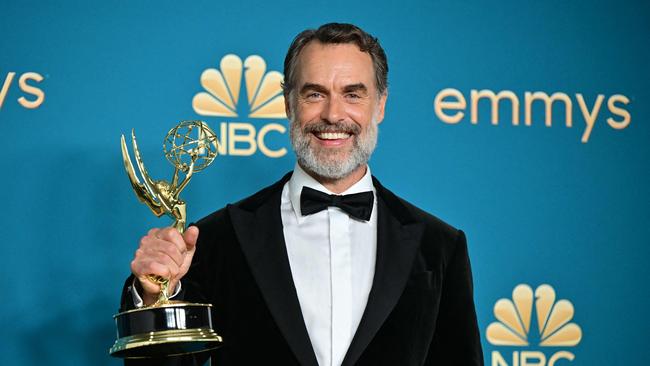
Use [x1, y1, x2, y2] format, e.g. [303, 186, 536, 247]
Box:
[300, 186, 374, 221]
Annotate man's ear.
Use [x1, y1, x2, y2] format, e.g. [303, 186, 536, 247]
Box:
[284, 92, 292, 119]
[375, 89, 388, 124]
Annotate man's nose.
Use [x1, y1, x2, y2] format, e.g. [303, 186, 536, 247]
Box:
[320, 95, 345, 124]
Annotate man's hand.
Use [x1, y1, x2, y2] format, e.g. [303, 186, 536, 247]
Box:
[130, 226, 199, 306]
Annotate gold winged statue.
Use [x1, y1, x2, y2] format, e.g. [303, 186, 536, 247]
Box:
[120, 120, 218, 304]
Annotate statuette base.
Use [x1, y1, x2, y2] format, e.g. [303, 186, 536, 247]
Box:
[110, 303, 222, 358]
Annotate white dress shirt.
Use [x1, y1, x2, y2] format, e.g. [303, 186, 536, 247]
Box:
[131, 164, 377, 366]
[282, 164, 377, 366]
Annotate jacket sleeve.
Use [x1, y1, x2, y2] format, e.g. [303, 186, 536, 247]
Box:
[424, 230, 484, 366]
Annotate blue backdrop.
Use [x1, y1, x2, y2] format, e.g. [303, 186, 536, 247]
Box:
[1, 0, 648, 364]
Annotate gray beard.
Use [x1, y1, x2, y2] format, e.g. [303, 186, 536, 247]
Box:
[290, 117, 378, 180]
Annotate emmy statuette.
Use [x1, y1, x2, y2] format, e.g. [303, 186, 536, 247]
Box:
[109, 120, 223, 358]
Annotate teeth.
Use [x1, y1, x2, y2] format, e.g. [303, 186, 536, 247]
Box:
[317, 132, 350, 140]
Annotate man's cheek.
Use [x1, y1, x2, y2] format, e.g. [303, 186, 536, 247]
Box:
[346, 108, 372, 126]
[297, 104, 323, 121]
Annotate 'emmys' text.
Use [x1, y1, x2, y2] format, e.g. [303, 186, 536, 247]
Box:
[434, 88, 631, 143]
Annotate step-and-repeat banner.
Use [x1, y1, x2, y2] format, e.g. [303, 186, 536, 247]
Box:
[2, 1, 648, 365]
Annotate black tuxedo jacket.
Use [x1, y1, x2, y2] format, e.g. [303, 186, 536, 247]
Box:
[121, 172, 483, 366]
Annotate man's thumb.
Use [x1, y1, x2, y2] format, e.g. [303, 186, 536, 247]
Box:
[183, 225, 199, 250]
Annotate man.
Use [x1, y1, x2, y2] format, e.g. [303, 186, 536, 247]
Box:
[122, 23, 483, 366]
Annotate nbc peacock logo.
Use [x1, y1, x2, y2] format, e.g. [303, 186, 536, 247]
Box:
[486, 284, 582, 366]
[192, 54, 288, 158]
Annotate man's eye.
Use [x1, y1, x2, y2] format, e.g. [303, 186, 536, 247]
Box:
[306, 92, 322, 99]
[346, 93, 361, 100]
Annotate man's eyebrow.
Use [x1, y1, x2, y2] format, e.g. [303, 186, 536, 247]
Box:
[342, 83, 368, 94]
[299, 83, 328, 95]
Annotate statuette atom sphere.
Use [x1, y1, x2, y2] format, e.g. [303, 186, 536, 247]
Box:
[164, 120, 218, 173]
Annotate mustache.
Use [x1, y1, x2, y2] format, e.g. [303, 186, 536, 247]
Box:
[302, 121, 361, 135]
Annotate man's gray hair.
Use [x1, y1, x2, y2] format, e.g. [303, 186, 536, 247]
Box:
[282, 23, 388, 101]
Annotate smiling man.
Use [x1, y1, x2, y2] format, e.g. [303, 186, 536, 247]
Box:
[122, 23, 483, 366]
[287, 40, 384, 194]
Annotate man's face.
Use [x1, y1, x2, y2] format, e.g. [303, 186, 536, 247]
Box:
[287, 41, 387, 180]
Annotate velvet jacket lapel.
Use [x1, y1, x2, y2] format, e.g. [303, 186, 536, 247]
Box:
[227, 173, 425, 366]
[341, 178, 425, 366]
[227, 173, 319, 366]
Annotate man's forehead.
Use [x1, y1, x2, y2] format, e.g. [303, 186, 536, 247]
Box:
[295, 41, 375, 85]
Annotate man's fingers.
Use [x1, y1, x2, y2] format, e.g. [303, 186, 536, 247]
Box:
[138, 238, 185, 268]
[183, 226, 199, 251]
[156, 227, 181, 240]
[149, 251, 182, 278]
[157, 227, 188, 255]
[133, 254, 181, 279]
[134, 260, 173, 299]
[133, 260, 172, 281]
